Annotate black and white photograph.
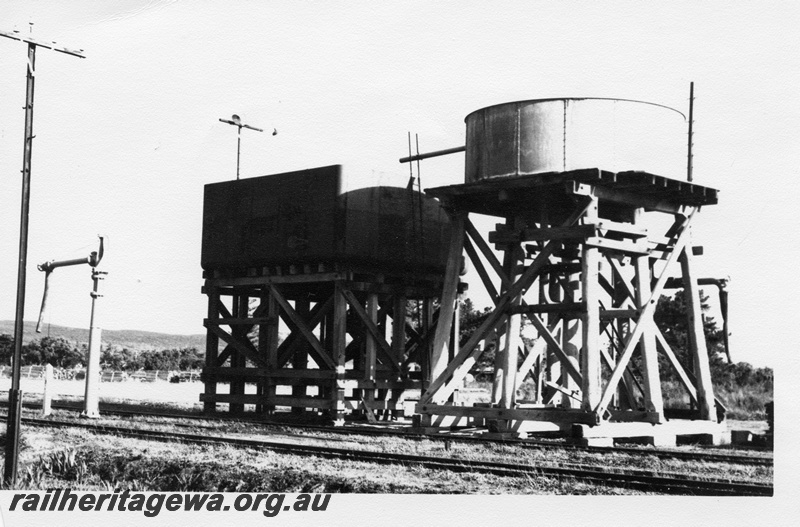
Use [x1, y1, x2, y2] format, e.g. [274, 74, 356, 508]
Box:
[0, 2, 795, 525]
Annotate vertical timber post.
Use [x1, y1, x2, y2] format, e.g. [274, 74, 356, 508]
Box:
[428, 211, 466, 396]
[500, 216, 525, 410]
[390, 293, 406, 415]
[450, 296, 461, 404]
[42, 364, 53, 417]
[204, 284, 219, 414]
[392, 293, 407, 370]
[332, 282, 348, 424]
[420, 298, 433, 389]
[293, 296, 310, 414]
[634, 208, 664, 419]
[262, 287, 279, 415]
[562, 267, 582, 409]
[364, 293, 379, 408]
[680, 224, 716, 421]
[229, 294, 247, 415]
[581, 198, 601, 413]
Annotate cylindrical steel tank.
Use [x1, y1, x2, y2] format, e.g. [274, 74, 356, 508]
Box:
[201, 165, 451, 274]
[465, 98, 687, 182]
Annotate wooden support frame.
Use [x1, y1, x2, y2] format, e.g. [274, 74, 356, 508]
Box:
[429, 212, 466, 384]
[679, 239, 717, 421]
[634, 208, 665, 419]
[202, 265, 441, 421]
[419, 170, 720, 434]
[341, 289, 401, 374]
[331, 281, 348, 423]
[421, 198, 593, 406]
[594, 210, 695, 418]
[499, 215, 526, 409]
[580, 197, 602, 412]
[203, 284, 220, 413]
[601, 245, 708, 417]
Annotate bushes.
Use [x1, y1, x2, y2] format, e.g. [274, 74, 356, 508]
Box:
[101, 346, 203, 372]
[713, 361, 773, 390]
[0, 335, 84, 368]
[0, 333, 203, 373]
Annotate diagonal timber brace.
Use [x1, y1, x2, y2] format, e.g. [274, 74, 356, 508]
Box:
[276, 296, 333, 367]
[422, 198, 593, 405]
[341, 288, 402, 374]
[526, 313, 583, 385]
[207, 325, 267, 368]
[594, 209, 695, 418]
[269, 285, 336, 370]
[515, 337, 546, 392]
[466, 218, 508, 288]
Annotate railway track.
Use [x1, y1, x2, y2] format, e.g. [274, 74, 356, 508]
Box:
[18, 415, 773, 496]
[34, 401, 774, 468]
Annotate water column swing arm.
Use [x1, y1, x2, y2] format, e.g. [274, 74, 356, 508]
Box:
[36, 236, 104, 332]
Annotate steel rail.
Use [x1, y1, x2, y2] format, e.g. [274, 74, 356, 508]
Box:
[22, 417, 772, 496]
[8, 400, 772, 467]
[46, 402, 774, 467]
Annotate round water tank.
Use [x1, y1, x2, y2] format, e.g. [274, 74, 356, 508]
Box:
[464, 98, 687, 182]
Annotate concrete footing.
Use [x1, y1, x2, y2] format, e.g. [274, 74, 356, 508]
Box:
[571, 419, 724, 446]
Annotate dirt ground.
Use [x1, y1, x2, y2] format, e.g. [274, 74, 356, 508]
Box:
[0, 376, 768, 437]
[0, 376, 203, 407]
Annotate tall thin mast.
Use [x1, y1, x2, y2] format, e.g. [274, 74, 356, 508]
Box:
[0, 25, 85, 485]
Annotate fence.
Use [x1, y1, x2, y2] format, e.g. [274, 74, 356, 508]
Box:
[0, 365, 45, 379]
[0, 366, 201, 383]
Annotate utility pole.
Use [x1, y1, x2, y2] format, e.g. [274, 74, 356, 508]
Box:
[0, 25, 85, 486]
[219, 114, 275, 180]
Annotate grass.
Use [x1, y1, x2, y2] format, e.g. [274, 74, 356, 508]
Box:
[661, 380, 773, 421]
[1, 426, 652, 494]
[466, 377, 772, 422]
[714, 385, 773, 421]
[0, 406, 773, 493]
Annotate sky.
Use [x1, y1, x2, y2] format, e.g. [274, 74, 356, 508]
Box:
[0, 1, 798, 373]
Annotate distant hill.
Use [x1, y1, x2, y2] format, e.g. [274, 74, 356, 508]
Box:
[0, 320, 205, 351]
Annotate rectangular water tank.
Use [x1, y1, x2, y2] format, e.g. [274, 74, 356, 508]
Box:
[201, 165, 450, 275]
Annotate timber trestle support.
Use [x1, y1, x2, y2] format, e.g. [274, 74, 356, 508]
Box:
[201, 264, 451, 424]
[418, 168, 723, 442]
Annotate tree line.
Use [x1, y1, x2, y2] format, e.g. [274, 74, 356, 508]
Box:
[0, 334, 203, 372]
[456, 292, 773, 390]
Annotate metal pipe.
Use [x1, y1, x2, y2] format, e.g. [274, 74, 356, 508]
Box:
[5, 41, 36, 485]
[399, 145, 465, 164]
[663, 276, 731, 363]
[38, 256, 91, 272]
[219, 115, 265, 181]
[236, 125, 241, 180]
[82, 268, 106, 418]
[36, 270, 52, 333]
[35, 237, 105, 333]
[687, 82, 694, 182]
